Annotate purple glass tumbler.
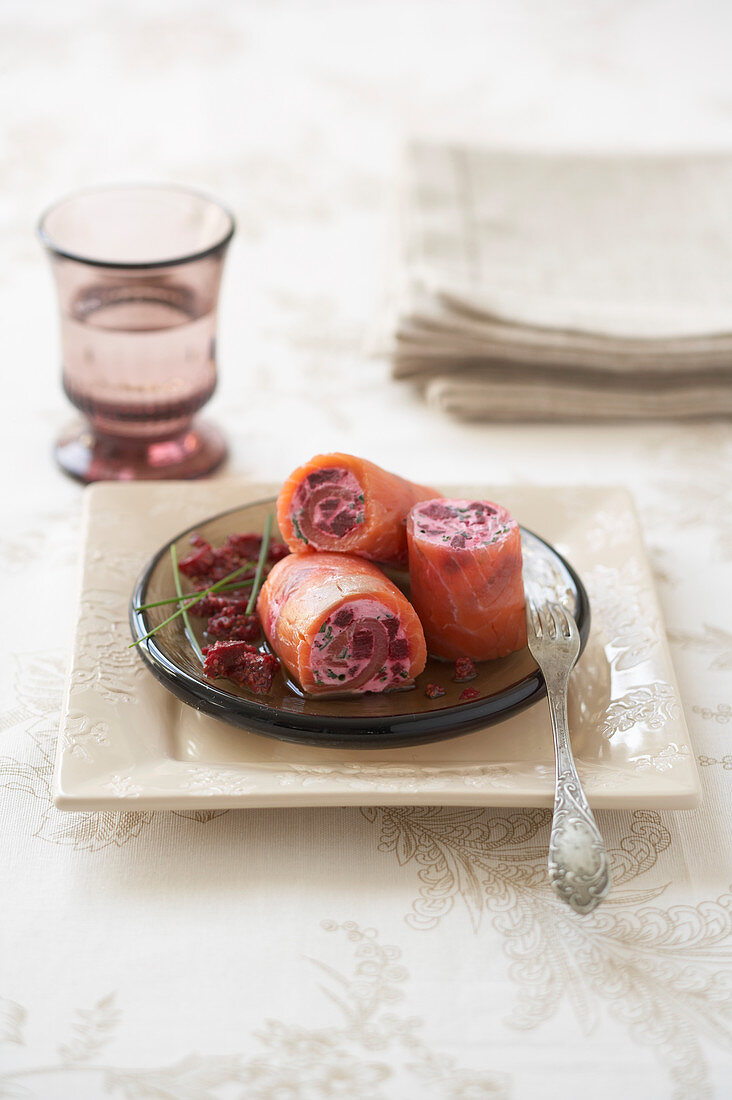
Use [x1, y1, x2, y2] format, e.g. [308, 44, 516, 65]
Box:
[38, 185, 235, 481]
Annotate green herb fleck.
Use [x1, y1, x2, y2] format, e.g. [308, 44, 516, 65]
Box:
[291, 513, 308, 545]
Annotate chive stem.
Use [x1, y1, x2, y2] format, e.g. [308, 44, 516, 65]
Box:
[129, 598, 202, 647]
[172, 543, 204, 665]
[130, 558, 259, 648]
[135, 578, 254, 611]
[246, 514, 272, 615]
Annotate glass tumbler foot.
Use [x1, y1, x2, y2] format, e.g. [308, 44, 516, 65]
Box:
[55, 420, 228, 483]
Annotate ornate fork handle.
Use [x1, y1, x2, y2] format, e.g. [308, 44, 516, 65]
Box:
[545, 671, 610, 915]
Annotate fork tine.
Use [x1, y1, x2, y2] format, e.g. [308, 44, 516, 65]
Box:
[526, 596, 542, 637]
[551, 602, 578, 640]
[537, 603, 556, 639]
[549, 603, 569, 638]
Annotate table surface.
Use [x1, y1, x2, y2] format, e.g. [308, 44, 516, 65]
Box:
[2, 2, 732, 1098]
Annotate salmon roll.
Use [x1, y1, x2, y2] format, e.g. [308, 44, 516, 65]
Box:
[277, 453, 439, 567]
[257, 551, 427, 695]
[407, 500, 527, 661]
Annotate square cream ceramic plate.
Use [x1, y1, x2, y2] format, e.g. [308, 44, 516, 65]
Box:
[55, 481, 699, 811]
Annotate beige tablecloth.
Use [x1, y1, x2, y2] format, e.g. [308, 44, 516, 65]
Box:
[2, 2, 732, 1098]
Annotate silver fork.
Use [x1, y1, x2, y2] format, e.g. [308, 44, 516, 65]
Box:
[526, 597, 611, 915]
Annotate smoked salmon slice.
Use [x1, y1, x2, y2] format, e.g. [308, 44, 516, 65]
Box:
[257, 551, 427, 695]
[406, 499, 527, 661]
[277, 453, 439, 567]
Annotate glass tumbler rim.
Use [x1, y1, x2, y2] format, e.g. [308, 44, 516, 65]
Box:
[37, 182, 236, 270]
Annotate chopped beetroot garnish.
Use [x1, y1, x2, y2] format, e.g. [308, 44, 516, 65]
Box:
[189, 595, 250, 618]
[188, 594, 220, 617]
[206, 612, 260, 643]
[450, 533, 468, 549]
[225, 533, 289, 564]
[179, 530, 287, 585]
[454, 657, 477, 682]
[225, 532, 290, 562]
[179, 543, 241, 583]
[459, 687, 481, 701]
[203, 641, 279, 694]
[178, 537, 216, 579]
[333, 607, 355, 627]
[202, 586, 252, 601]
[268, 540, 290, 563]
[225, 533, 263, 560]
[425, 682, 446, 699]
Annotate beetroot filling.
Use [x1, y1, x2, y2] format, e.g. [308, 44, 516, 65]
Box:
[311, 598, 411, 692]
[411, 500, 512, 549]
[290, 468, 365, 546]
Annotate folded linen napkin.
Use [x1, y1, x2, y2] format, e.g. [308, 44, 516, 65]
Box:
[389, 143, 732, 419]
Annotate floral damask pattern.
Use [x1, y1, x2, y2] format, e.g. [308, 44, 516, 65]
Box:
[0, 653, 233, 850]
[697, 755, 732, 770]
[0, 923, 507, 1099]
[693, 703, 732, 724]
[649, 451, 732, 564]
[0, 653, 153, 851]
[361, 806, 732, 1099]
[668, 625, 732, 672]
[0, 999, 25, 1048]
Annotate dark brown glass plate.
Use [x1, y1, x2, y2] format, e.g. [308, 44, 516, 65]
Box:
[129, 498, 590, 747]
